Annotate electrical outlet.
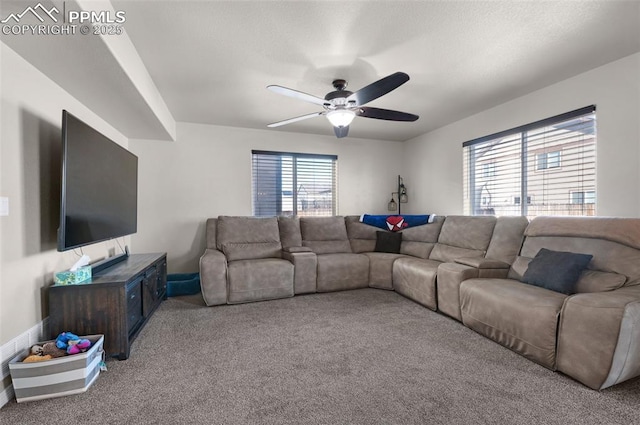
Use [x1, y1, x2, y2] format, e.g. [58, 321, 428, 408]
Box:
[0, 197, 8, 216]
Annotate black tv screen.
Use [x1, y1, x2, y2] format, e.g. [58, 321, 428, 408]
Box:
[58, 110, 138, 251]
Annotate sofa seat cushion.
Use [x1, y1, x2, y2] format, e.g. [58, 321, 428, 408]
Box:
[227, 258, 294, 304]
[363, 252, 407, 290]
[392, 258, 442, 310]
[460, 278, 567, 369]
[316, 253, 369, 292]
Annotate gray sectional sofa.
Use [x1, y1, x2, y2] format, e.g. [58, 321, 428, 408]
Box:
[199, 214, 640, 390]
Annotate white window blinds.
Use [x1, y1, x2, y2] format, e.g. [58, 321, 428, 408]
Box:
[252, 150, 337, 217]
[463, 106, 596, 218]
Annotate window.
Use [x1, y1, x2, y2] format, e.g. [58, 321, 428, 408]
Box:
[252, 150, 337, 217]
[513, 196, 532, 206]
[570, 190, 596, 205]
[463, 106, 596, 218]
[536, 150, 561, 170]
[482, 162, 496, 178]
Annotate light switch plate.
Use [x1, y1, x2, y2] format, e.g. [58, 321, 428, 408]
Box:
[0, 197, 8, 216]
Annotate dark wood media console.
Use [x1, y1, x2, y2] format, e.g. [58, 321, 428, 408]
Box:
[48, 253, 167, 360]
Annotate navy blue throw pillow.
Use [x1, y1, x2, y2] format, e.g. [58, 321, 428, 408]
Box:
[522, 248, 593, 294]
[374, 231, 402, 254]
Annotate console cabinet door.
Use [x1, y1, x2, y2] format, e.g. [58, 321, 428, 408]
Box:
[142, 267, 158, 318]
[126, 277, 143, 337]
[157, 260, 167, 299]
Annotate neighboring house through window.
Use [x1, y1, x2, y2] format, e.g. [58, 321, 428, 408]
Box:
[252, 150, 337, 217]
[536, 150, 561, 170]
[570, 190, 596, 205]
[482, 162, 496, 178]
[463, 105, 596, 218]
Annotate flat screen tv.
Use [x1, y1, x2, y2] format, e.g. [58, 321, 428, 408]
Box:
[58, 110, 138, 252]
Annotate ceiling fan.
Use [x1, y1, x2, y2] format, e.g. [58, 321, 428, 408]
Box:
[267, 71, 419, 138]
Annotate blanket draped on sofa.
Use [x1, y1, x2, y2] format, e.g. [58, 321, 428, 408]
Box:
[360, 214, 436, 231]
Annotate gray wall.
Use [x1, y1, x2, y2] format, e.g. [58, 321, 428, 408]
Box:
[0, 44, 131, 345]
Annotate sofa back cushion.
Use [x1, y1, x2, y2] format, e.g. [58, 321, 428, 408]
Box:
[345, 216, 378, 253]
[525, 216, 640, 250]
[399, 216, 444, 258]
[430, 216, 496, 262]
[216, 216, 282, 261]
[205, 218, 218, 249]
[301, 216, 352, 254]
[485, 216, 529, 264]
[278, 216, 303, 249]
[509, 216, 640, 288]
[575, 270, 627, 293]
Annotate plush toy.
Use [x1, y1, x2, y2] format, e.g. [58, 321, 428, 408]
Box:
[42, 341, 67, 358]
[30, 344, 44, 355]
[23, 354, 52, 363]
[67, 338, 91, 354]
[55, 331, 79, 349]
[55, 331, 92, 355]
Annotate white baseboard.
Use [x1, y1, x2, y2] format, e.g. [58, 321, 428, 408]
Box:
[0, 318, 49, 408]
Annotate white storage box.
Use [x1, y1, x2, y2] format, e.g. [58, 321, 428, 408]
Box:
[8, 334, 104, 403]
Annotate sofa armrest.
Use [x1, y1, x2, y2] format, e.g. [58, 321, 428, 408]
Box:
[437, 262, 480, 321]
[282, 250, 317, 294]
[455, 257, 510, 270]
[438, 258, 512, 321]
[199, 249, 228, 306]
[283, 246, 313, 253]
[454, 257, 510, 280]
[557, 285, 640, 389]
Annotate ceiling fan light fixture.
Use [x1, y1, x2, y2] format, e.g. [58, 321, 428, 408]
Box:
[266, 72, 417, 138]
[326, 109, 356, 128]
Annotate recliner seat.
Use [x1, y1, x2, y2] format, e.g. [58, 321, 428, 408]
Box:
[300, 216, 369, 292]
[393, 215, 497, 310]
[199, 216, 294, 305]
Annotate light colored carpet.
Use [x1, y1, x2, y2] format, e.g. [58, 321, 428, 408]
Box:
[1, 289, 638, 424]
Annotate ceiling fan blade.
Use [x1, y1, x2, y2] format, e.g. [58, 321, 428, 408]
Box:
[334, 125, 349, 138]
[357, 107, 419, 122]
[267, 85, 329, 106]
[268, 112, 324, 127]
[346, 72, 410, 106]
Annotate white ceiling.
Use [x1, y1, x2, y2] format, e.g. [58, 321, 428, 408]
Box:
[3, 1, 640, 142]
